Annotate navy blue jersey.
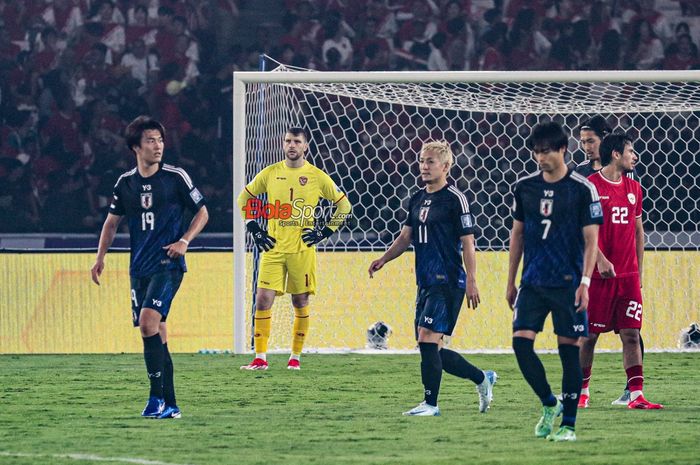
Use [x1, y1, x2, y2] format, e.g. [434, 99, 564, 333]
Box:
[575, 160, 636, 180]
[512, 169, 603, 288]
[110, 163, 206, 278]
[405, 184, 476, 288]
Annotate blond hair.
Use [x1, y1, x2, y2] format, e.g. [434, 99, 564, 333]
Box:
[421, 140, 453, 169]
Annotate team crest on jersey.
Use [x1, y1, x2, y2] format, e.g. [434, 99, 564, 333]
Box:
[419, 207, 430, 223]
[540, 199, 553, 217]
[299, 176, 308, 186]
[628, 193, 636, 205]
[140, 192, 153, 209]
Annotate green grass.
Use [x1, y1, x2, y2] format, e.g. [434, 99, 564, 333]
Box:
[0, 353, 698, 465]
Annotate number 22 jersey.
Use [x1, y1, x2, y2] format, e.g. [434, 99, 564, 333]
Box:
[587, 172, 643, 278]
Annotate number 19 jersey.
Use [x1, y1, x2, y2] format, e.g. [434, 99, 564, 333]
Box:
[587, 172, 643, 278]
[110, 163, 206, 278]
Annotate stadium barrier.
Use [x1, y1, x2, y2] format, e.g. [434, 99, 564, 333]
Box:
[1, 251, 697, 353]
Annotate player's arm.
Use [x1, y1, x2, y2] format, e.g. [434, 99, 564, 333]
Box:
[237, 172, 276, 251]
[596, 247, 616, 278]
[368, 226, 412, 278]
[302, 173, 352, 247]
[461, 234, 480, 309]
[506, 219, 524, 309]
[575, 223, 599, 312]
[91, 213, 123, 285]
[635, 216, 644, 286]
[163, 206, 209, 259]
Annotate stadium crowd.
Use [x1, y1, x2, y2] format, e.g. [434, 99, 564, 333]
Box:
[0, 0, 698, 234]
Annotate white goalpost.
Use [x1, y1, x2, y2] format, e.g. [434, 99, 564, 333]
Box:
[233, 68, 700, 354]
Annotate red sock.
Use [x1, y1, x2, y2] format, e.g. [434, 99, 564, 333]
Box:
[626, 365, 644, 392]
[582, 366, 592, 390]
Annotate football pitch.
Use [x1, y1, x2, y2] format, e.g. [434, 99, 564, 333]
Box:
[0, 352, 698, 465]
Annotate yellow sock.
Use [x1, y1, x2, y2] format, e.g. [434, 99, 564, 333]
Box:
[254, 309, 272, 355]
[291, 306, 310, 356]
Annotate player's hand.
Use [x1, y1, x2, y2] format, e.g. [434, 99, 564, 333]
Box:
[506, 283, 518, 310]
[466, 276, 480, 309]
[247, 221, 276, 252]
[302, 226, 334, 247]
[163, 240, 188, 259]
[368, 258, 386, 278]
[596, 255, 616, 278]
[91, 259, 104, 286]
[574, 284, 589, 313]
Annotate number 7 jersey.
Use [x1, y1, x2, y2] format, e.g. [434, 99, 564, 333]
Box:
[587, 172, 643, 278]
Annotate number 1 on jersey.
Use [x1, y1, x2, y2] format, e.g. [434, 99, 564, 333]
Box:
[141, 212, 154, 231]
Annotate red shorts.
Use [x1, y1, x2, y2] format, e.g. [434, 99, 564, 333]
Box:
[587, 275, 643, 333]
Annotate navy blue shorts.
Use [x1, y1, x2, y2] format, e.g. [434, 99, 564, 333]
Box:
[414, 284, 465, 338]
[512, 284, 588, 339]
[130, 270, 184, 327]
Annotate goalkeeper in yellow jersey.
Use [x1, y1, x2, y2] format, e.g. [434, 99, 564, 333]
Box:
[237, 127, 352, 370]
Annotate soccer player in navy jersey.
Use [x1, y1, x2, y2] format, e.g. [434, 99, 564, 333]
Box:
[368, 140, 497, 417]
[506, 122, 602, 441]
[575, 116, 645, 406]
[91, 116, 209, 419]
[583, 133, 662, 410]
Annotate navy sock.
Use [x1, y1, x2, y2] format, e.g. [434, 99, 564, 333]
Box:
[143, 334, 164, 398]
[419, 342, 442, 407]
[559, 344, 582, 428]
[163, 343, 176, 406]
[513, 337, 556, 406]
[440, 348, 485, 384]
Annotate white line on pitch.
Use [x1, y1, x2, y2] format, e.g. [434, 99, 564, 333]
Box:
[0, 451, 196, 465]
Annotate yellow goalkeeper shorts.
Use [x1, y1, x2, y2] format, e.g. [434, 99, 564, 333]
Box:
[257, 248, 316, 296]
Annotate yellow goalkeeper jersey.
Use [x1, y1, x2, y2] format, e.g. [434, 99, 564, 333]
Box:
[238, 160, 351, 253]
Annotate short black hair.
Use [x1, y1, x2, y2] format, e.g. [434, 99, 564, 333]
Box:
[526, 122, 569, 152]
[286, 127, 307, 141]
[125, 116, 165, 153]
[578, 115, 611, 139]
[599, 132, 632, 166]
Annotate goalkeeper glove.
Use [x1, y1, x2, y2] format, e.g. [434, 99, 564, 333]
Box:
[302, 226, 334, 247]
[246, 221, 276, 252]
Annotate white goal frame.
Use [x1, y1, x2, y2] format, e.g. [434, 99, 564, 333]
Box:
[233, 70, 700, 354]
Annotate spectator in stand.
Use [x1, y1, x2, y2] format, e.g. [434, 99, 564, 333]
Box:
[478, 28, 505, 70]
[40, 0, 85, 37]
[624, 19, 664, 69]
[427, 31, 449, 70]
[322, 18, 353, 70]
[663, 33, 699, 69]
[589, 0, 621, 46]
[120, 38, 159, 92]
[597, 29, 624, 69]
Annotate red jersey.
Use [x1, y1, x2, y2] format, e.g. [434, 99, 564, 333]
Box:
[588, 172, 643, 278]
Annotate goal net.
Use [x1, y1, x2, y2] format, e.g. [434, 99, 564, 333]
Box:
[233, 66, 700, 353]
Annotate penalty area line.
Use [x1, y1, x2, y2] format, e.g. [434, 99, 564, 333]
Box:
[0, 451, 196, 465]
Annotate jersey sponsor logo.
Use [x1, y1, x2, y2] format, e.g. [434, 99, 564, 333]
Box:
[590, 201, 603, 218]
[544, 189, 554, 197]
[142, 184, 152, 191]
[419, 206, 430, 223]
[600, 195, 610, 200]
[573, 324, 585, 332]
[540, 199, 553, 217]
[299, 176, 308, 186]
[189, 188, 203, 203]
[627, 193, 636, 205]
[152, 298, 162, 307]
[276, 177, 287, 180]
[423, 316, 433, 324]
[140, 192, 153, 209]
[461, 214, 473, 228]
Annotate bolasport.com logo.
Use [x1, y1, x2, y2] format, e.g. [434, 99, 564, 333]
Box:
[243, 198, 351, 227]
